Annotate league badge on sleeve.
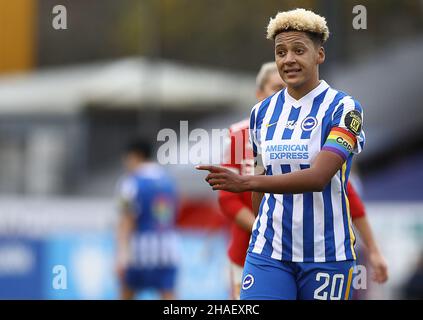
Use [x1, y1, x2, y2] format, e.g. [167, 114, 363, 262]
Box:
[344, 110, 362, 136]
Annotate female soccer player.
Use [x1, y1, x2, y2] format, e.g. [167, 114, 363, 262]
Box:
[198, 8, 366, 300]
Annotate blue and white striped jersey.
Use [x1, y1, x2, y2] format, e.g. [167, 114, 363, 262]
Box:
[249, 80, 365, 263]
[118, 163, 180, 268]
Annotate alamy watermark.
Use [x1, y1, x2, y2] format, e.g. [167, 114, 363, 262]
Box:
[52, 5, 67, 30]
[352, 5, 367, 30]
[52, 265, 67, 290]
[156, 121, 242, 166]
[50, 5, 366, 32]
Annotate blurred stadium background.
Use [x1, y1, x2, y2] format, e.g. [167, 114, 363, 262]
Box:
[0, 0, 422, 299]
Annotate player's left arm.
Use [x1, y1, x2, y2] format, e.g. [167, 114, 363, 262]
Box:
[197, 98, 365, 194]
[198, 150, 343, 193]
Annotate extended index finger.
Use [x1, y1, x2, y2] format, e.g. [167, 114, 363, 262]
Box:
[195, 165, 223, 173]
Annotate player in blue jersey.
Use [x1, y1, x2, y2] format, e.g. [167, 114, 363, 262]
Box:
[116, 140, 179, 300]
[198, 8, 366, 300]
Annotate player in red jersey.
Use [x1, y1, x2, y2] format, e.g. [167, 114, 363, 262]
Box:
[219, 63, 387, 300]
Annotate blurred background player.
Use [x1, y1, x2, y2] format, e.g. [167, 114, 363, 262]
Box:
[219, 62, 285, 299]
[116, 139, 180, 300]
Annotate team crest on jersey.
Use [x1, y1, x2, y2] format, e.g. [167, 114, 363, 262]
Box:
[345, 110, 362, 136]
[242, 274, 254, 290]
[301, 116, 318, 131]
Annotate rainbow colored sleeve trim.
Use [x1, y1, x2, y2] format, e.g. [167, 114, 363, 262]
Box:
[322, 127, 357, 161]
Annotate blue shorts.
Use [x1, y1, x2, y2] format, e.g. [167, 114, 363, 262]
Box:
[240, 252, 355, 300]
[124, 267, 177, 291]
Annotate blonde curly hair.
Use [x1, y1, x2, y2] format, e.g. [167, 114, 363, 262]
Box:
[266, 8, 330, 44]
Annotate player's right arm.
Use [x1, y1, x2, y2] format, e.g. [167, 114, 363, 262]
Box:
[198, 97, 365, 194]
